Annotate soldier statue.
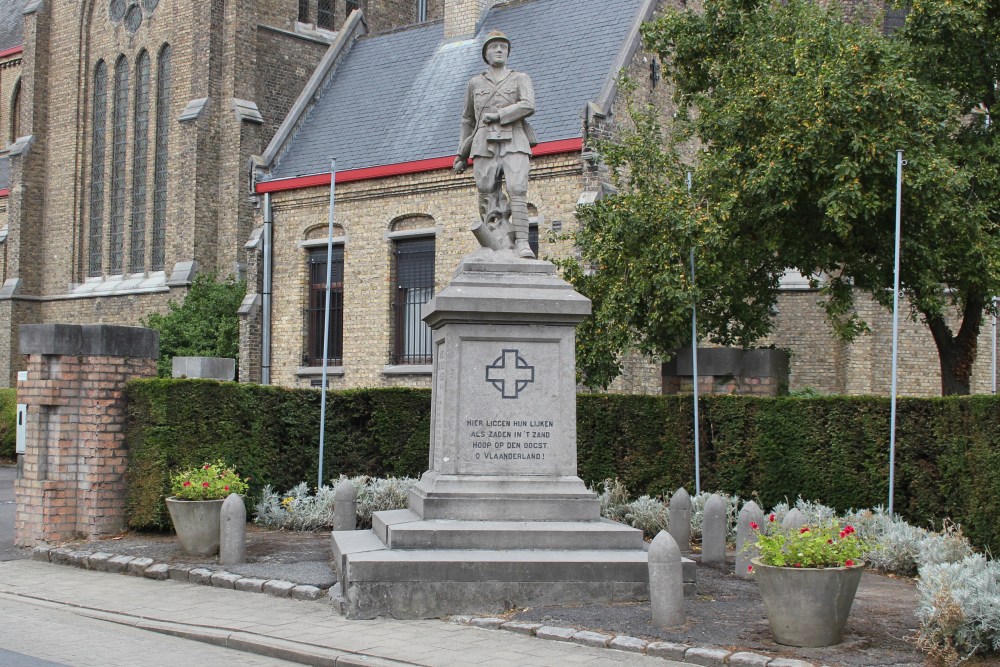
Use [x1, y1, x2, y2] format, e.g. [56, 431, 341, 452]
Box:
[454, 31, 537, 259]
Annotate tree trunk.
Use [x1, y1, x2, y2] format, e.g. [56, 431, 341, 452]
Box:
[924, 296, 986, 396]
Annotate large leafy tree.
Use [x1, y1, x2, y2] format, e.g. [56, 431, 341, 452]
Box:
[565, 0, 999, 394]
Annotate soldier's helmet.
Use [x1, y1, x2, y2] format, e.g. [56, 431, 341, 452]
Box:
[482, 31, 511, 64]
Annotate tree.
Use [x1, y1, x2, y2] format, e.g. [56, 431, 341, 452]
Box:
[564, 0, 999, 394]
[144, 274, 245, 378]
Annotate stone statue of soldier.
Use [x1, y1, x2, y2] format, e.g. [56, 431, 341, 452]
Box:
[454, 31, 538, 259]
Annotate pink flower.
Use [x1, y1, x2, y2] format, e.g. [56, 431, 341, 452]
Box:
[768, 513, 776, 522]
[750, 521, 759, 530]
[845, 559, 855, 567]
[800, 527, 810, 534]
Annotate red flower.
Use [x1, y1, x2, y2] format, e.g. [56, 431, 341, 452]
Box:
[827, 539, 833, 544]
[794, 563, 802, 568]
[768, 513, 776, 522]
[203, 465, 210, 470]
[839, 530, 847, 539]
[800, 527, 810, 534]
[182, 481, 192, 488]
[747, 565, 754, 573]
[845, 525, 855, 535]
[202, 482, 210, 488]
[845, 559, 855, 567]
[750, 521, 759, 530]
[224, 486, 229, 492]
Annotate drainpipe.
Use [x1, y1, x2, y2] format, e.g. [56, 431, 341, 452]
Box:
[262, 192, 273, 385]
[417, 0, 427, 21]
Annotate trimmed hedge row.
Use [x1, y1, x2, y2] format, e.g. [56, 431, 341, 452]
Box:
[124, 380, 1000, 554]
[0, 388, 15, 460]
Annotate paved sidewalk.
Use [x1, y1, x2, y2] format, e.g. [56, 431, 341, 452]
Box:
[0, 560, 686, 666]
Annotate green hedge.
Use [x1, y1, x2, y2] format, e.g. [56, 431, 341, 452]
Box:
[0, 388, 15, 460]
[124, 380, 1000, 554]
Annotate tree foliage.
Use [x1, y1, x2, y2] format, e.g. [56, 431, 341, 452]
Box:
[564, 0, 999, 394]
[144, 274, 245, 378]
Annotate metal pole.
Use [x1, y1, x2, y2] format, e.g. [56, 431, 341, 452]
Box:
[687, 171, 701, 496]
[888, 150, 903, 516]
[318, 159, 336, 489]
[992, 297, 997, 395]
[261, 193, 273, 385]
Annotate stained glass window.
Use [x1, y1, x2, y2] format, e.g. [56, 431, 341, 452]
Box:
[109, 56, 129, 275]
[151, 45, 170, 272]
[130, 51, 150, 273]
[88, 62, 108, 277]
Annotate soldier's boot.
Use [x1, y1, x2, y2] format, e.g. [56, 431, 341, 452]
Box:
[510, 199, 535, 259]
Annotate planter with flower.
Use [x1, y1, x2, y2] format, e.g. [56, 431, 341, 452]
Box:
[166, 460, 249, 556]
[747, 515, 867, 647]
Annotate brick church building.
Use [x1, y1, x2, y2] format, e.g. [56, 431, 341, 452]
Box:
[0, 0, 995, 396]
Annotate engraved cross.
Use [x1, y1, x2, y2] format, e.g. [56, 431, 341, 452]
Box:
[486, 349, 535, 399]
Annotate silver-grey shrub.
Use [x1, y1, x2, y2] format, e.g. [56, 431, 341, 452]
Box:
[354, 476, 418, 528]
[623, 495, 668, 538]
[253, 476, 417, 530]
[593, 478, 631, 524]
[917, 554, 1000, 661]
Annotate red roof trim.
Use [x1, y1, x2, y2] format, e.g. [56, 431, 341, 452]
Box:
[0, 46, 23, 59]
[255, 137, 584, 194]
[0, 189, 9, 198]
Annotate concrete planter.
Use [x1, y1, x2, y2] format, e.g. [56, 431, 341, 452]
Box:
[752, 558, 864, 647]
[166, 497, 224, 556]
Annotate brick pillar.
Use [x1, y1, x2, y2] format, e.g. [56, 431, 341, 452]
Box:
[14, 324, 159, 547]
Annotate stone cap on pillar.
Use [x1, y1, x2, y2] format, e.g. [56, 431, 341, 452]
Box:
[19, 324, 160, 359]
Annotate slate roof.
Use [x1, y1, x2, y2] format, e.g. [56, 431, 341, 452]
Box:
[0, 0, 32, 53]
[269, 0, 646, 181]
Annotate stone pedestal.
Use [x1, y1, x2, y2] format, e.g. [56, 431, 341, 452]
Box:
[332, 253, 694, 619]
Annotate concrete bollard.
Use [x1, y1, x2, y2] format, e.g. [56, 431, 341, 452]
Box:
[649, 530, 685, 628]
[333, 479, 358, 532]
[701, 494, 727, 566]
[782, 508, 806, 532]
[735, 500, 764, 579]
[220, 493, 246, 565]
[667, 488, 691, 553]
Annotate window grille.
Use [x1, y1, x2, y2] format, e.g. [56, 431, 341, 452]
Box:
[391, 237, 434, 365]
[88, 63, 108, 277]
[109, 57, 129, 275]
[318, 0, 335, 28]
[305, 246, 344, 366]
[298, 0, 310, 22]
[130, 51, 150, 274]
[151, 45, 171, 272]
[345, 0, 360, 17]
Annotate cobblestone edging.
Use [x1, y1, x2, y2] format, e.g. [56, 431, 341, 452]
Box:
[449, 616, 818, 667]
[33, 545, 817, 666]
[30, 546, 326, 602]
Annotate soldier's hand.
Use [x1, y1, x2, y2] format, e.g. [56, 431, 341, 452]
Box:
[483, 112, 500, 123]
[453, 157, 467, 174]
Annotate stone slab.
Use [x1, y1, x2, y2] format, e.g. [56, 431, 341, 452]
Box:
[768, 659, 815, 667]
[105, 555, 135, 573]
[535, 626, 576, 641]
[291, 585, 324, 601]
[571, 630, 611, 648]
[143, 564, 170, 580]
[728, 652, 771, 666]
[371, 509, 420, 544]
[234, 577, 267, 593]
[469, 617, 506, 629]
[188, 568, 215, 585]
[167, 565, 192, 582]
[383, 517, 644, 551]
[263, 580, 297, 598]
[19, 324, 159, 359]
[500, 621, 541, 636]
[646, 641, 689, 660]
[608, 635, 647, 653]
[210, 572, 242, 589]
[127, 557, 154, 576]
[172, 356, 236, 381]
[685, 647, 732, 666]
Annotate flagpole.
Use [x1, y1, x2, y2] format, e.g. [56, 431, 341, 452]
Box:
[888, 150, 903, 515]
[687, 171, 701, 496]
[318, 159, 336, 489]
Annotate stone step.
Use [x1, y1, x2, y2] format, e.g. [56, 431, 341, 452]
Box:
[372, 510, 645, 551]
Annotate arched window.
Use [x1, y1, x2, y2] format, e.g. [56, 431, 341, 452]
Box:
[109, 56, 129, 275]
[129, 50, 150, 273]
[9, 78, 20, 143]
[151, 44, 170, 272]
[88, 63, 108, 277]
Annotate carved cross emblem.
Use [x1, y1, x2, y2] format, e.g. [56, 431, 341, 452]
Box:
[486, 349, 535, 399]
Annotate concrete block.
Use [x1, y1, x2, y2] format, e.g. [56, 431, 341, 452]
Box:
[210, 572, 242, 589]
[646, 641, 688, 660]
[449, 615, 475, 625]
[67, 551, 91, 567]
[685, 647, 731, 666]
[572, 631, 611, 648]
[105, 555, 135, 573]
[127, 557, 155, 576]
[219, 494, 246, 565]
[728, 652, 771, 666]
[500, 622, 540, 636]
[234, 577, 268, 593]
[188, 568, 215, 585]
[30, 546, 51, 562]
[48, 548, 73, 565]
[143, 564, 170, 580]
[608, 635, 647, 653]
[291, 585, 324, 601]
[469, 617, 506, 629]
[19, 324, 159, 359]
[333, 480, 358, 532]
[172, 357, 236, 381]
[263, 580, 296, 598]
[649, 531, 684, 629]
[85, 552, 114, 570]
[768, 659, 815, 667]
[536, 626, 576, 641]
[168, 565, 192, 582]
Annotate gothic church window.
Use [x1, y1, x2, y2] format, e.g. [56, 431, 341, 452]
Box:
[88, 62, 108, 277]
[109, 56, 129, 275]
[9, 79, 20, 143]
[151, 44, 171, 272]
[130, 50, 150, 273]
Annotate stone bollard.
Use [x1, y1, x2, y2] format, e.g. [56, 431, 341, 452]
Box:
[701, 494, 727, 566]
[220, 493, 247, 565]
[782, 508, 806, 532]
[667, 488, 691, 553]
[333, 479, 358, 532]
[649, 530, 686, 628]
[735, 500, 764, 579]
